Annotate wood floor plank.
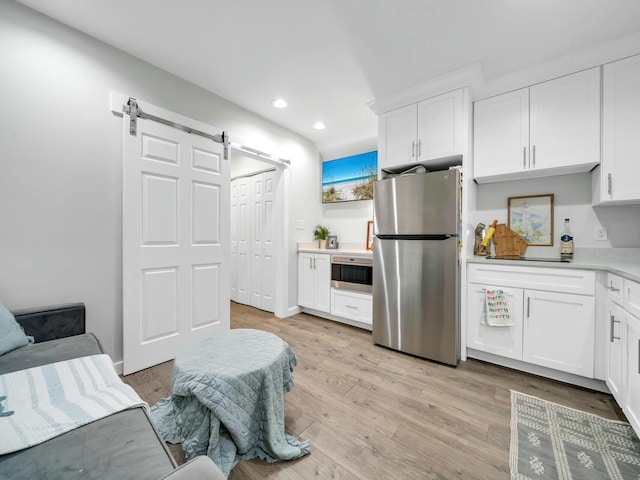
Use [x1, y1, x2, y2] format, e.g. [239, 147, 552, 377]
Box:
[123, 303, 626, 480]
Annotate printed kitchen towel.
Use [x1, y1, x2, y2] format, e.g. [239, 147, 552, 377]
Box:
[482, 289, 513, 326]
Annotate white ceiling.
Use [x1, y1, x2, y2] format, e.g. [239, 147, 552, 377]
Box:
[17, 0, 640, 156]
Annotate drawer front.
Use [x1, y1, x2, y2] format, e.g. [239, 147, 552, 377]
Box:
[468, 264, 594, 295]
[626, 279, 640, 319]
[331, 289, 372, 325]
[607, 274, 624, 305]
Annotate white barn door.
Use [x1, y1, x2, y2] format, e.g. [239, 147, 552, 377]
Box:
[122, 104, 229, 375]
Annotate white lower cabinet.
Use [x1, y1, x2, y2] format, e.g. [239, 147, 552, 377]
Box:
[297, 253, 331, 313]
[603, 273, 640, 438]
[523, 290, 594, 377]
[331, 288, 372, 326]
[467, 284, 523, 360]
[626, 311, 640, 435]
[467, 264, 595, 378]
[606, 299, 626, 400]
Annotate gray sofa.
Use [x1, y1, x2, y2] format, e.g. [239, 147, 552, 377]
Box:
[0, 303, 225, 480]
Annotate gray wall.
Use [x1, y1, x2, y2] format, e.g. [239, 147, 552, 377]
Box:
[0, 0, 321, 364]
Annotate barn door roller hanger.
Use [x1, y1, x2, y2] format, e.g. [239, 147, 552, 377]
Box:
[125, 97, 229, 160]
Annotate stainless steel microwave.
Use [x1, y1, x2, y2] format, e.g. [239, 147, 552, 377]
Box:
[330, 255, 373, 293]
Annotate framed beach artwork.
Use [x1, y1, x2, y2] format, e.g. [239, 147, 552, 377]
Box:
[508, 194, 554, 246]
[322, 151, 378, 203]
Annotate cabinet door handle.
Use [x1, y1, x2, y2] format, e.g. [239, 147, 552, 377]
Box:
[532, 145, 536, 168]
[309, 258, 313, 269]
[610, 314, 614, 342]
[610, 314, 621, 342]
[418, 139, 422, 157]
[608, 173, 613, 195]
[523, 147, 526, 168]
[313, 258, 317, 269]
[411, 141, 416, 158]
[609, 281, 620, 293]
[526, 297, 530, 318]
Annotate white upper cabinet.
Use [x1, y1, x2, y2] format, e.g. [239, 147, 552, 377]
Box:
[379, 89, 463, 171]
[473, 89, 529, 179]
[474, 67, 601, 183]
[596, 54, 640, 204]
[417, 91, 463, 161]
[379, 103, 418, 170]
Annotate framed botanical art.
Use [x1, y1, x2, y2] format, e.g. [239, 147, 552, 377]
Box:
[326, 235, 339, 249]
[508, 194, 554, 246]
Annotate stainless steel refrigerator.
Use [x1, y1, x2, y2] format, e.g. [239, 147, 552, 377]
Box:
[372, 169, 460, 366]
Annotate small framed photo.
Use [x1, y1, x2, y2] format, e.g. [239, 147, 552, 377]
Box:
[327, 235, 339, 249]
[366, 220, 374, 251]
[508, 193, 554, 246]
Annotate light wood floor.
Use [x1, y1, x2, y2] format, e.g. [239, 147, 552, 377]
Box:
[123, 302, 624, 480]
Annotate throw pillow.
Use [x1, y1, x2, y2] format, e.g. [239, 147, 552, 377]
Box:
[0, 300, 31, 355]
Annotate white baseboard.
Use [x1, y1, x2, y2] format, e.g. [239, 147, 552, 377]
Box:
[276, 306, 302, 318]
[300, 307, 372, 332]
[467, 349, 609, 393]
[113, 359, 124, 376]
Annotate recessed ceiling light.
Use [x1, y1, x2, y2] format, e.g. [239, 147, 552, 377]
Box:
[313, 121, 326, 130]
[271, 98, 287, 109]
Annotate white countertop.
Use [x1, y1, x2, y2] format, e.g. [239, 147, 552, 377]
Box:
[466, 248, 640, 283]
[297, 241, 373, 257]
[297, 247, 373, 256]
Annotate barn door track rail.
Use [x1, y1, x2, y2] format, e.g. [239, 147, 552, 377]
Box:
[125, 97, 229, 160]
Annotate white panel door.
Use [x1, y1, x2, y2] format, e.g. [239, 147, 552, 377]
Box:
[230, 179, 238, 302]
[235, 176, 251, 305]
[260, 170, 277, 312]
[250, 174, 264, 309]
[123, 113, 229, 375]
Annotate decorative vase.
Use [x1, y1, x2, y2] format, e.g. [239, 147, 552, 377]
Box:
[319, 239, 327, 249]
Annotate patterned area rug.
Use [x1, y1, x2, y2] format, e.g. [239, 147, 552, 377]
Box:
[510, 390, 640, 479]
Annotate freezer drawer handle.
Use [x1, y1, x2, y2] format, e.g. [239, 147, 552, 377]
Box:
[526, 297, 530, 318]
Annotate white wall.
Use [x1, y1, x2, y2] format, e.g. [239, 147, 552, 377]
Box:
[469, 173, 640, 256]
[0, 1, 321, 363]
[319, 137, 376, 246]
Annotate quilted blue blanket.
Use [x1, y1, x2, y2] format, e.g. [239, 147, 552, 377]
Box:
[151, 329, 310, 476]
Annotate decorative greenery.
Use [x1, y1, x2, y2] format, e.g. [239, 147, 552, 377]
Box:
[313, 225, 330, 240]
[322, 186, 342, 203]
[351, 161, 377, 200]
